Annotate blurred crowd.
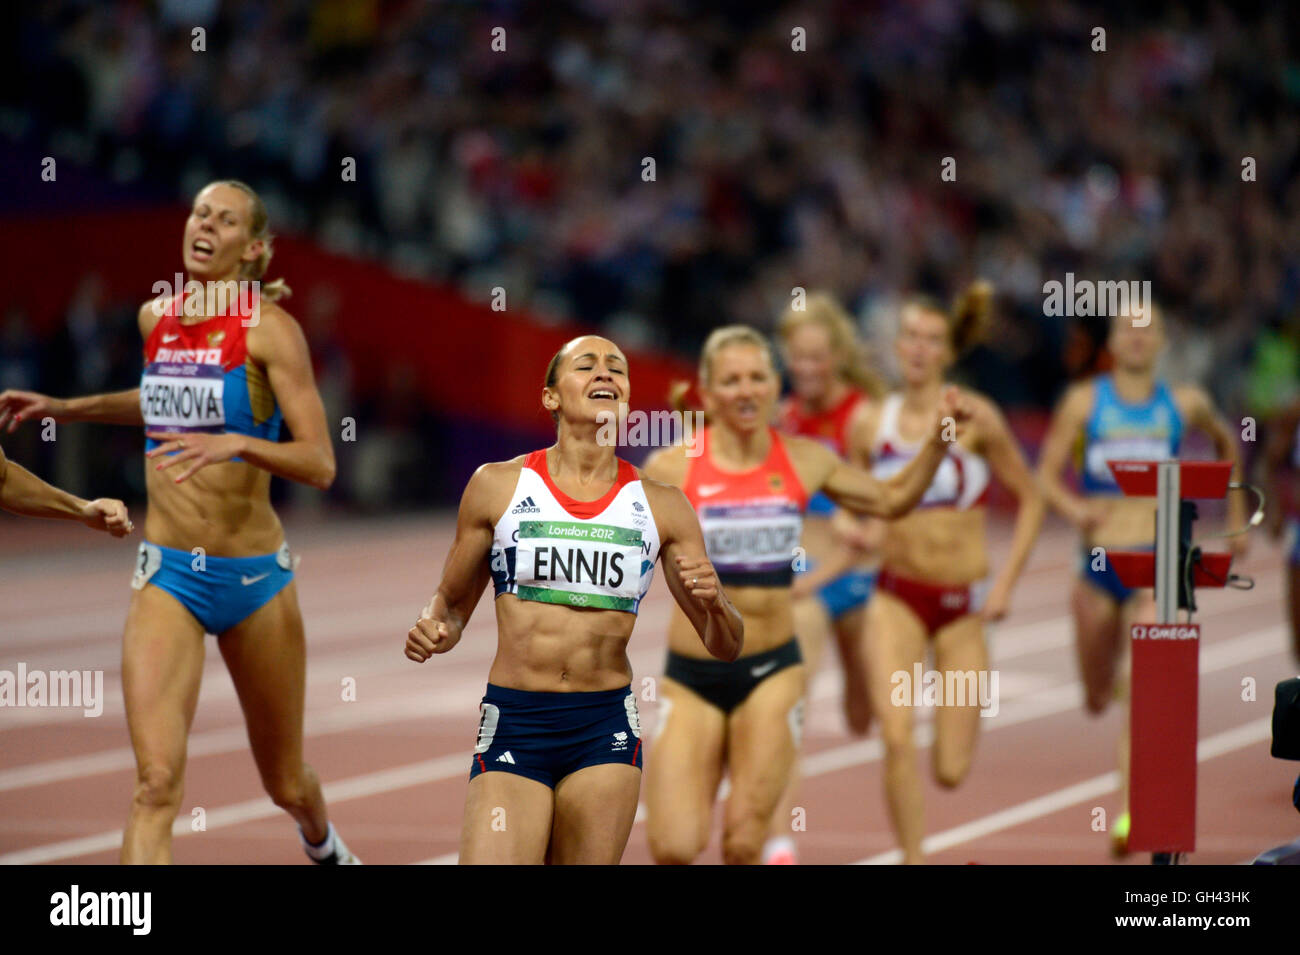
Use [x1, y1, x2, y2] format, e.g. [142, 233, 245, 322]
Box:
[4, 0, 1300, 504]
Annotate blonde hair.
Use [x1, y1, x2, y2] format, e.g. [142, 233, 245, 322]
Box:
[209, 180, 291, 302]
[778, 292, 884, 398]
[670, 324, 774, 415]
[904, 279, 994, 356]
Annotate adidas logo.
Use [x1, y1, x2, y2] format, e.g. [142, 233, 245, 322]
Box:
[495, 751, 516, 764]
[511, 496, 541, 514]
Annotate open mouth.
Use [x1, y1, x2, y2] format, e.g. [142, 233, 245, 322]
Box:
[191, 238, 215, 262]
[588, 389, 618, 401]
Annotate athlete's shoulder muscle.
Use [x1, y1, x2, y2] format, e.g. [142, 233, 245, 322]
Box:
[464, 457, 525, 527]
[640, 478, 697, 550]
[641, 444, 688, 487]
[1055, 379, 1097, 426]
[138, 299, 167, 340]
[847, 398, 883, 464]
[782, 432, 838, 487]
[246, 300, 309, 364]
[1171, 383, 1213, 424]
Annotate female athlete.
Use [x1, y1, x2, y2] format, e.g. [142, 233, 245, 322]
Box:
[766, 293, 883, 864]
[851, 283, 1044, 865]
[0, 180, 355, 864]
[1037, 301, 1246, 854]
[405, 334, 744, 865]
[644, 325, 968, 865]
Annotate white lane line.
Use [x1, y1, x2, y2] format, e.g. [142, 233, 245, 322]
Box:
[0, 754, 467, 865]
[852, 717, 1274, 864]
[1, 623, 1286, 864]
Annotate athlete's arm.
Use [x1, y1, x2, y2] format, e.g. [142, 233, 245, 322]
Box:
[0, 301, 170, 432]
[407, 463, 503, 662]
[0, 445, 132, 536]
[645, 479, 744, 662]
[149, 305, 336, 488]
[973, 395, 1045, 620]
[1177, 385, 1249, 554]
[819, 386, 973, 518]
[1036, 382, 1100, 529]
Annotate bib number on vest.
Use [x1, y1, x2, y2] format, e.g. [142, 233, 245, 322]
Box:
[140, 363, 226, 431]
[514, 520, 643, 611]
[131, 542, 162, 591]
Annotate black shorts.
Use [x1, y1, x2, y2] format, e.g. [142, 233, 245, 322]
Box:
[468, 683, 643, 789]
[663, 637, 802, 714]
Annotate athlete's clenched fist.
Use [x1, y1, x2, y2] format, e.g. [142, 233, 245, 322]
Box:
[406, 598, 459, 662]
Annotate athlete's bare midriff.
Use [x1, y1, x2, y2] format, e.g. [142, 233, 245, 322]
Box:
[880, 507, 988, 585]
[1084, 496, 1158, 551]
[667, 583, 791, 659]
[488, 594, 638, 691]
[143, 459, 283, 555]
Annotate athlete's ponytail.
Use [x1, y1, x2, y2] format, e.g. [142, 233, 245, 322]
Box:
[903, 279, 995, 358]
[212, 179, 292, 303]
[949, 280, 994, 355]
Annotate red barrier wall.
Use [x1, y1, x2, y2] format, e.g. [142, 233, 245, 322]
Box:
[0, 204, 694, 435]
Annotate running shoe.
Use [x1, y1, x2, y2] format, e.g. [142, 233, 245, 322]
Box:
[1110, 811, 1131, 858]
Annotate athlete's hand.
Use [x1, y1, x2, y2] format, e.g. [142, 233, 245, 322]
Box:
[676, 555, 723, 611]
[980, 579, 1012, 623]
[1071, 497, 1110, 533]
[406, 599, 458, 661]
[79, 498, 133, 538]
[0, 390, 64, 433]
[930, 386, 974, 445]
[146, 431, 245, 483]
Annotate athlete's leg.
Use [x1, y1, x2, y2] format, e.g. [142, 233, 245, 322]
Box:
[644, 678, 726, 865]
[120, 586, 206, 864]
[1115, 589, 1155, 816]
[930, 614, 987, 788]
[864, 590, 929, 864]
[834, 604, 872, 736]
[764, 597, 830, 854]
[723, 664, 806, 865]
[548, 763, 642, 864]
[459, 772, 554, 864]
[217, 582, 329, 843]
[1072, 577, 1123, 714]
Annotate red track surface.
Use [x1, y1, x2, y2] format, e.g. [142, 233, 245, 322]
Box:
[1, 513, 1296, 865]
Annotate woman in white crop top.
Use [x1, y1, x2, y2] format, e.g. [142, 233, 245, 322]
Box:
[848, 283, 1044, 865]
[405, 334, 744, 865]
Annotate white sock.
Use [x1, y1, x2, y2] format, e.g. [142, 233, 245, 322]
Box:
[300, 822, 336, 860]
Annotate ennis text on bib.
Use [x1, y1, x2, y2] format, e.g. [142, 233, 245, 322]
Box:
[490, 451, 661, 613]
